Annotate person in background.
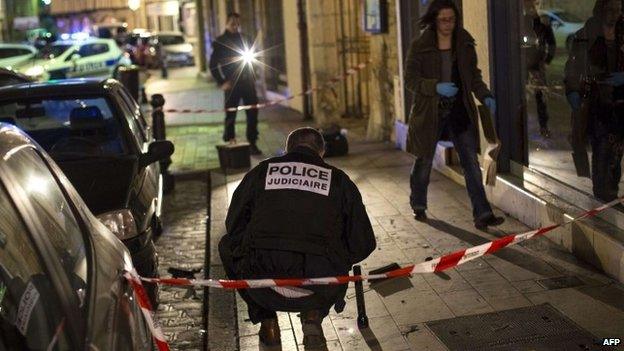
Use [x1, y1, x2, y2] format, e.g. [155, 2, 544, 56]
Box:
[209, 12, 262, 155]
[404, 0, 505, 230]
[524, 0, 557, 138]
[565, 0, 624, 202]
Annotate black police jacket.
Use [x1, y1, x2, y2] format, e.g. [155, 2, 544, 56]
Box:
[221, 146, 376, 312]
[209, 31, 255, 86]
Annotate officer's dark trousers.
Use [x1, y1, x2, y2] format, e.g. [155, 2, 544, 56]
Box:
[218, 236, 277, 323]
[591, 119, 624, 202]
[223, 83, 259, 144]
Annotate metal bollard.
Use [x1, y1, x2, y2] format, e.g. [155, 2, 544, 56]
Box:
[353, 265, 369, 329]
[151, 94, 174, 192]
[116, 65, 141, 102]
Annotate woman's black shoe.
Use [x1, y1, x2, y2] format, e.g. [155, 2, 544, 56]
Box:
[414, 210, 427, 222]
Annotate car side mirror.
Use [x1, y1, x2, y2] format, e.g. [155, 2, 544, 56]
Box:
[552, 21, 562, 29]
[139, 140, 174, 168]
[71, 53, 81, 62]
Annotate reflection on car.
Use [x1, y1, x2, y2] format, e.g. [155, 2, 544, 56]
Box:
[0, 78, 174, 307]
[539, 9, 584, 50]
[0, 123, 154, 350]
[0, 68, 32, 87]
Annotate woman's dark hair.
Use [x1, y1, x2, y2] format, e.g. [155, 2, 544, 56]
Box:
[420, 0, 461, 31]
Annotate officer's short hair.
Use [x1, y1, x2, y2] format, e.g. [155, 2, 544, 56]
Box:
[286, 127, 325, 155]
[227, 12, 240, 21]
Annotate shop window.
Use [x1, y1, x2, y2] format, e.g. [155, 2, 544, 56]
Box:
[520, 0, 623, 202]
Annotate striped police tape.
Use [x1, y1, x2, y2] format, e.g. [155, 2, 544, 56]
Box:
[151, 60, 373, 115]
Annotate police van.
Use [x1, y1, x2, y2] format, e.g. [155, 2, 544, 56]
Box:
[17, 38, 131, 81]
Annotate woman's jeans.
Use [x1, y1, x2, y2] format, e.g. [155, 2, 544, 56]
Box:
[410, 115, 493, 220]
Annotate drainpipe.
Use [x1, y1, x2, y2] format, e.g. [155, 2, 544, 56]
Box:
[196, 0, 208, 72]
[297, 0, 313, 120]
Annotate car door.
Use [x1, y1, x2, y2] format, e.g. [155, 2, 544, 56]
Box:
[112, 88, 160, 232]
[0, 146, 89, 350]
[70, 42, 110, 78]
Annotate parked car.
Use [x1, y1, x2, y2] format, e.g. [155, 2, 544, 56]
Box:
[0, 68, 32, 87]
[0, 78, 174, 306]
[145, 32, 195, 68]
[125, 30, 152, 66]
[0, 43, 37, 69]
[17, 38, 131, 81]
[538, 9, 584, 50]
[0, 123, 155, 350]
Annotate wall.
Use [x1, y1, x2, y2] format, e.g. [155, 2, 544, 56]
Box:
[366, 0, 400, 141]
[282, 0, 304, 113]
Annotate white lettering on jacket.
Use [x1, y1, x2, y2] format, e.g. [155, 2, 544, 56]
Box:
[265, 162, 332, 196]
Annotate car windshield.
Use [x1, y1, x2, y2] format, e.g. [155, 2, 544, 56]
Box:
[0, 97, 128, 159]
[35, 44, 71, 60]
[158, 35, 184, 45]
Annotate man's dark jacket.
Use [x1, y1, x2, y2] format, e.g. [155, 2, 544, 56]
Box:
[219, 146, 376, 313]
[209, 31, 255, 86]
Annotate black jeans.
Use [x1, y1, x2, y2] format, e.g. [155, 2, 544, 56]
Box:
[223, 84, 259, 143]
[591, 120, 624, 202]
[410, 114, 493, 220]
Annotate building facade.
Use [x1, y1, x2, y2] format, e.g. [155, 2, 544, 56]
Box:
[50, 0, 147, 34]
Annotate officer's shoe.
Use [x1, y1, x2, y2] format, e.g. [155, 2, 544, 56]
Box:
[300, 310, 327, 349]
[474, 213, 505, 230]
[413, 209, 427, 222]
[259, 318, 281, 347]
[250, 143, 263, 155]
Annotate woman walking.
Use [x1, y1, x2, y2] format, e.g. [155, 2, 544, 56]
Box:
[404, 0, 504, 229]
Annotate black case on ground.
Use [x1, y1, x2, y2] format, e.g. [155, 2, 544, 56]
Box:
[216, 143, 251, 173]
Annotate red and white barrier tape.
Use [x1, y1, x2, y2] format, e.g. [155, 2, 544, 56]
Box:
[156, 60, 373, 115]
[133, 196, 623, 350]
[124, 270, 170, 351]
[141, 196, 622, 289]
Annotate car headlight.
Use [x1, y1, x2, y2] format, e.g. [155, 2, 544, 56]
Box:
[97, 209, 139, 240]
[25, 65, 45, 77]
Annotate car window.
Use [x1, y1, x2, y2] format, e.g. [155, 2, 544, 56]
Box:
[35, 45, 71, 60]
[157, 35, 184, 45]
[119, 87, 148, 133]
[4, 148, 88, 290]
[0, 48, 31, 58]
[0, 185, 72, 351]
[113, 93, 146, 146]
[78, 43, 109, 58]
[0, 97, 129, 158]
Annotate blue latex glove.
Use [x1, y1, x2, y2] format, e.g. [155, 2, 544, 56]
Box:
[606, 72, 624, 87]
[484, 97, 496, 115]
[567, 91, 581, 111]
[436, 82, 459, 97]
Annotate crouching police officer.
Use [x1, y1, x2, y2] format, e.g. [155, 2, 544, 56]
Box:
[219, 127, 376, 348]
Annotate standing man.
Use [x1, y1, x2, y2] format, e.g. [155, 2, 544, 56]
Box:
[209, 12, 262, 155]
[565, 0, 624, 202]
[404, 0, 504, 229]
[219, 127, 376, 348]
[524, 0, 557, 138]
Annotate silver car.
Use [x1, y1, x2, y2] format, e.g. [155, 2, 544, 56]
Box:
[0, 123, 155, 350]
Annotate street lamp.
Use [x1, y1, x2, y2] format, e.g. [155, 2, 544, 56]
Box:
[128, 0, 140, 11]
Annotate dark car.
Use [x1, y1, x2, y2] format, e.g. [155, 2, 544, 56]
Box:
[0, 78, 174, 306]
[0, 68, 32, 87]
[0, 123, 155, 350]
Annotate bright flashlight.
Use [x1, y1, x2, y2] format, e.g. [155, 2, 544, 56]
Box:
[241, 49, 256, 65]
